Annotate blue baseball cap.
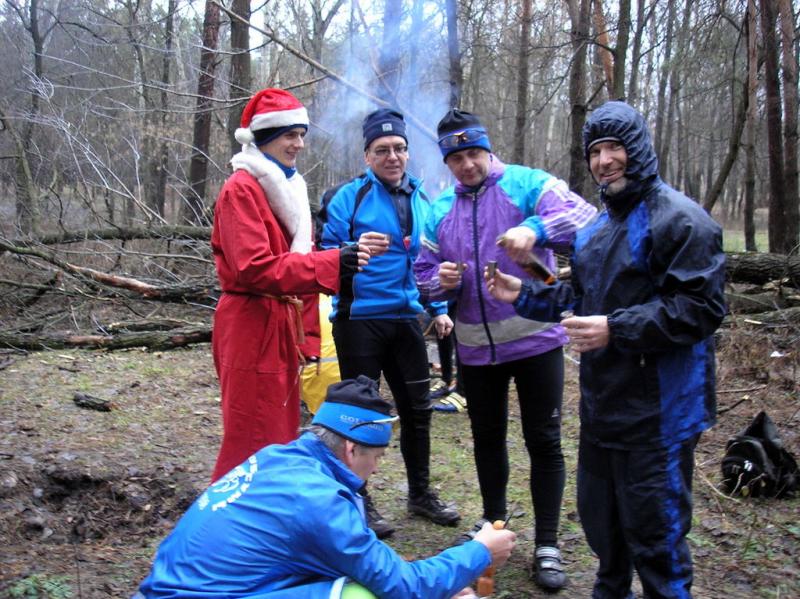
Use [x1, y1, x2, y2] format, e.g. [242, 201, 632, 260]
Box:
[312, 376, 397, 447]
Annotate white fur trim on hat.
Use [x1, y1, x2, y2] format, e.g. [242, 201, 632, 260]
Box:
[249, 106, 309, 132]
[235, 127, 255, 145]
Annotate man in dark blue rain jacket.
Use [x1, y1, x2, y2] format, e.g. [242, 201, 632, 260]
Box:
[485, 101, 726, 599]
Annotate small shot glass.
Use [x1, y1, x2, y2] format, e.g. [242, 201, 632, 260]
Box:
[486, 261, 498, 278]
[559, 310, 575, 319]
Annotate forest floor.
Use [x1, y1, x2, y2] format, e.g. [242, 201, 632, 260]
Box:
[0, 322, 798, 598]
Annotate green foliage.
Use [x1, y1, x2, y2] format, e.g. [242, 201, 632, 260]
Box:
[7, 575, 72, 599]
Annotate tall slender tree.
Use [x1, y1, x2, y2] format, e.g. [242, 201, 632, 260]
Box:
[512, 0, 532, 164]
[566, 0, 591, 197]
[183, 0, 221, 225]
[654, 1, 676, 158]
[744, 0, 758, 251]
[612, 0, 631, 100]
[226, 0, 251, 156]
[760, 0, 788, 252]
[777, 0, 799, 251]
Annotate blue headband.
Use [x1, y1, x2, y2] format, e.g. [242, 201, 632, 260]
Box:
[437, 127, 492, 160]
[312, 401, 397, 447]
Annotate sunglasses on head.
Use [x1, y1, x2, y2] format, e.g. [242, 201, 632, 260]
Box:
[349, 415, 399, 430]
[437, 128, 487, 149]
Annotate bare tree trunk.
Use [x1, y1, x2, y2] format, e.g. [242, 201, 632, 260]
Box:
[592, 1, 615, 98]
[512, 0, 532, 164]
[445, 0, 463, 108]
[703, 80, 748, 213]
[628, 0, 654, 105]
[126, 0, 172, 223]
[744, 0, 758, 251]
[760, 0, 788, 253]
[566, 0, 591, 197]
[676, 99, 690, 196]
[613, 0, 631, 100]
[156, 0, 177, 220]
[778, 0, 799, 251]
[641, 10, 658, 117]
[183, 0, 221, 225]
[654, 1, 676, 157]
[661, 0, 694, 179]
[377, 0, 402, 104]
[13, 0, 47, 234]
[226, 0, 251, 156]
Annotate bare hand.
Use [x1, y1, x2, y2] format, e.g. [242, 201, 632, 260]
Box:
[433, 314, 454, 338]
[358, 231, 390, 257]
[561, 315, 609, 352]
[473, 521, 516, 568]
[484, 267, 522, 303]
[497, 226, 537, 263]
[355, 243, 371, 271]
[439, 261, 465, 290]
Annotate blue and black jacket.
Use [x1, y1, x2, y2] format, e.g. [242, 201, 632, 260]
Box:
[320, 168, 445, 320]
[513, 101, 727, 449]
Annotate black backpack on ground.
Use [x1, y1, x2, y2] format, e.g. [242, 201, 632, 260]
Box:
[721, 410, 799, 498]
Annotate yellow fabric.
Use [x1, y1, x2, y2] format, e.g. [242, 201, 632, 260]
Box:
[300, 294, 340, 414]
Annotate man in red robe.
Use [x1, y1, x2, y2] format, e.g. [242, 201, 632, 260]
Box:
[210, 88, 368, 481]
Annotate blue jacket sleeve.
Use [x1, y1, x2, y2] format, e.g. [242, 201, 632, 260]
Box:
[513, 279, 576, 323]
[298, 492, 490, 599]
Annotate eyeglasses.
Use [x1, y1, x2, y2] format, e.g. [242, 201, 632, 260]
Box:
[438, 128, 487, 149]
[371, 144, 408, 158]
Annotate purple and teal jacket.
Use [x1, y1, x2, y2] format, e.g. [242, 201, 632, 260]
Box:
[414, 157, 596, 365]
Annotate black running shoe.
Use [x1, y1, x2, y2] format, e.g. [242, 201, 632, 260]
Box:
[363, 492, 395, 539]
[407, 490, 460, 526]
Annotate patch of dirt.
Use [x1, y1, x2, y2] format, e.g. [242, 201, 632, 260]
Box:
[0, 322, 798, 598]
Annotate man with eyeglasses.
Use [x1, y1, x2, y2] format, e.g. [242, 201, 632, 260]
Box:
[320, 108, 460, 539]
[414, 108, 596, 592]
[136, 376, 516, 599]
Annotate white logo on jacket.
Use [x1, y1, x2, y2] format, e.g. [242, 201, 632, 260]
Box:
[199, 455, 258, 511]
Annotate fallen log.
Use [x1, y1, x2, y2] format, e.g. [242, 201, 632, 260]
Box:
[723, 306, 800, 326]
[0, 327, 211, 351]
[724, 291, 800, 314]
[725, 252, 800, 287]
[11, 225, 211, 247]
[0, 239, 217, 302]
[103, 319, 204, 333]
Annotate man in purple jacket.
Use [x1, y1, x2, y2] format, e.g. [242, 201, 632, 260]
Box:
[414, 109, 596, 592]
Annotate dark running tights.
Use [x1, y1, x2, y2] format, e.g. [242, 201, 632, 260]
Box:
[461, 348, 566, 547]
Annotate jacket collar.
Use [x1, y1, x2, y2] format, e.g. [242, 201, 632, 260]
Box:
[454, 154, 505, 195]
[296, 432, 365, 491]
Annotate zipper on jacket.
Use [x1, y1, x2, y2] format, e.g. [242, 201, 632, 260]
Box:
[471, 190, 497, 363]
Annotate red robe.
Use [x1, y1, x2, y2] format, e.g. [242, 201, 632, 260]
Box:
[210, 169, 340, 481]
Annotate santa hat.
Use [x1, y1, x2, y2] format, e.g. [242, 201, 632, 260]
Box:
[234, 88, 309, 147]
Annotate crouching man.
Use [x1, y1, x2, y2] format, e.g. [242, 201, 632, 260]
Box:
[135, 375, 516, 599]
